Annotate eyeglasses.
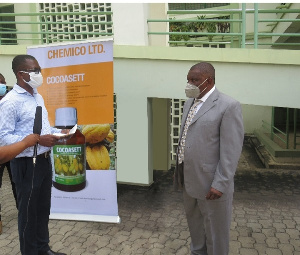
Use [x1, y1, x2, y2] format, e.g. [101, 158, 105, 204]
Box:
[20, 69, 41, 74]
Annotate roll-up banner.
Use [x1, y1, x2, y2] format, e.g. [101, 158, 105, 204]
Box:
[27, 39, 120, 223]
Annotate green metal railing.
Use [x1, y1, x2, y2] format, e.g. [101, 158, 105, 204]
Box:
[148, 7, 245, 48]
[148, 4, 300, 48]
[262, 107, 300, 150]
[262, 120, 289, 149]
[0, 11, 113, 45]
[293, 109, 300, 149]
[0, 5, 299, 48]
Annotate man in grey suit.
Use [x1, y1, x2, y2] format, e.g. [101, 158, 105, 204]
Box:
[174, 62, 244, 255]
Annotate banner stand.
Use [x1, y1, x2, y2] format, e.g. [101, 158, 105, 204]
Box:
[50, 213, 121, 223]
[27, 39, 119, 224]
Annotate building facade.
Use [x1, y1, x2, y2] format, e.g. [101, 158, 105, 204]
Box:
[0, 3, 299, 185]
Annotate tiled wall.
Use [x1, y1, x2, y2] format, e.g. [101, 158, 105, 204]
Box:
[38, 3, 113, 43]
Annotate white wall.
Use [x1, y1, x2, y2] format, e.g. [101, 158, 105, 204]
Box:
[0, 46, 27, 88]
[148, 3, 168, 46]
[1, 45, 299, 185]
[1, 2, 299, 186]
[245, 3, 279, 34]
[113, 46, 300, 185]
[14, 3, 39, 45]
[112, 3, 149, 46]
[242, 105, 272, 134]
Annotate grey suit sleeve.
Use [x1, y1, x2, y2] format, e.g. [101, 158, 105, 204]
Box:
[211, 101, 244, 194]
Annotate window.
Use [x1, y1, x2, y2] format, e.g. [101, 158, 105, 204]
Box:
[0, 4, 17, 45]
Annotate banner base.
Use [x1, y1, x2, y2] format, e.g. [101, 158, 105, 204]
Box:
[50, 213, 121, 224]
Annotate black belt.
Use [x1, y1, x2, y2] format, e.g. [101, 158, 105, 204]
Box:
[16, 151, 51, 160]
[37, 151, 51, 158]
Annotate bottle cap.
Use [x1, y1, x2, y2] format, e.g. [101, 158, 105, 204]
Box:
[55, 107, 77, 127]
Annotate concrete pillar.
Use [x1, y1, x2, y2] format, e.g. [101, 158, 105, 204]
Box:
[112, 3, 149, 46]
[148, 3, 168, 46]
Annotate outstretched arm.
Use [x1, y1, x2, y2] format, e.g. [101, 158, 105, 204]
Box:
[0, 134, 40, 164]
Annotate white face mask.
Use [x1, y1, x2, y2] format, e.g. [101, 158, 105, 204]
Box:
[185, 78, 208, 98]
[0, 84, 7, 96]
[21, 71, 43, 89]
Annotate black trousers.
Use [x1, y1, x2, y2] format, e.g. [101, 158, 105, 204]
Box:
[10, 154, 52, 255]
[0, 161, 18, 207]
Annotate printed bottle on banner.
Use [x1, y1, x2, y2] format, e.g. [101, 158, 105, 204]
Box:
[52, 107, 86, 192]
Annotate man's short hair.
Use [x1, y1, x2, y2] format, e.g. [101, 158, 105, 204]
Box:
[191, 62, 215, 82]
[12, 55, 37, 76]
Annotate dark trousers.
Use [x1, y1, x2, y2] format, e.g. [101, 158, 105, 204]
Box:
[0, 161, 18, 207]
[10, 154, 52, 255]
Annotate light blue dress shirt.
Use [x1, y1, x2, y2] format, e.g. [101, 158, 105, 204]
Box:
[0, 84, 60, 157]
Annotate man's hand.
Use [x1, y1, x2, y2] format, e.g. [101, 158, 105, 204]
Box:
[206, 187, 223, 200]
[38, 134, 60, 147]
[22, 134, 40, 147]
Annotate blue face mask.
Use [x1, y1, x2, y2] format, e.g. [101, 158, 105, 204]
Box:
[0, 84, 7, 96]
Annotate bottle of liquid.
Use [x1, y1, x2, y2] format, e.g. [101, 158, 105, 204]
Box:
[52, 107, 86, 192]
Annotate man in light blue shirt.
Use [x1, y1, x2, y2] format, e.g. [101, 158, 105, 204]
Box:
[0, 55, 66, 255]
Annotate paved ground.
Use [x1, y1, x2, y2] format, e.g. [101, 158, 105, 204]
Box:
[1, 139, 300, 255]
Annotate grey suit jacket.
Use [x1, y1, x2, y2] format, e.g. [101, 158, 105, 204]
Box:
[174, 88, 244, 201]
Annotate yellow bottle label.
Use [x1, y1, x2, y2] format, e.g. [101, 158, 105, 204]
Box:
[53, 144, 86, 185]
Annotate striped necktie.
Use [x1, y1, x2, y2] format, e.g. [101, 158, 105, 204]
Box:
[178, 99, 201, 164]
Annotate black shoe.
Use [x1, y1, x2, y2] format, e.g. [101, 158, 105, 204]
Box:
[39, 249, 66, 255]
